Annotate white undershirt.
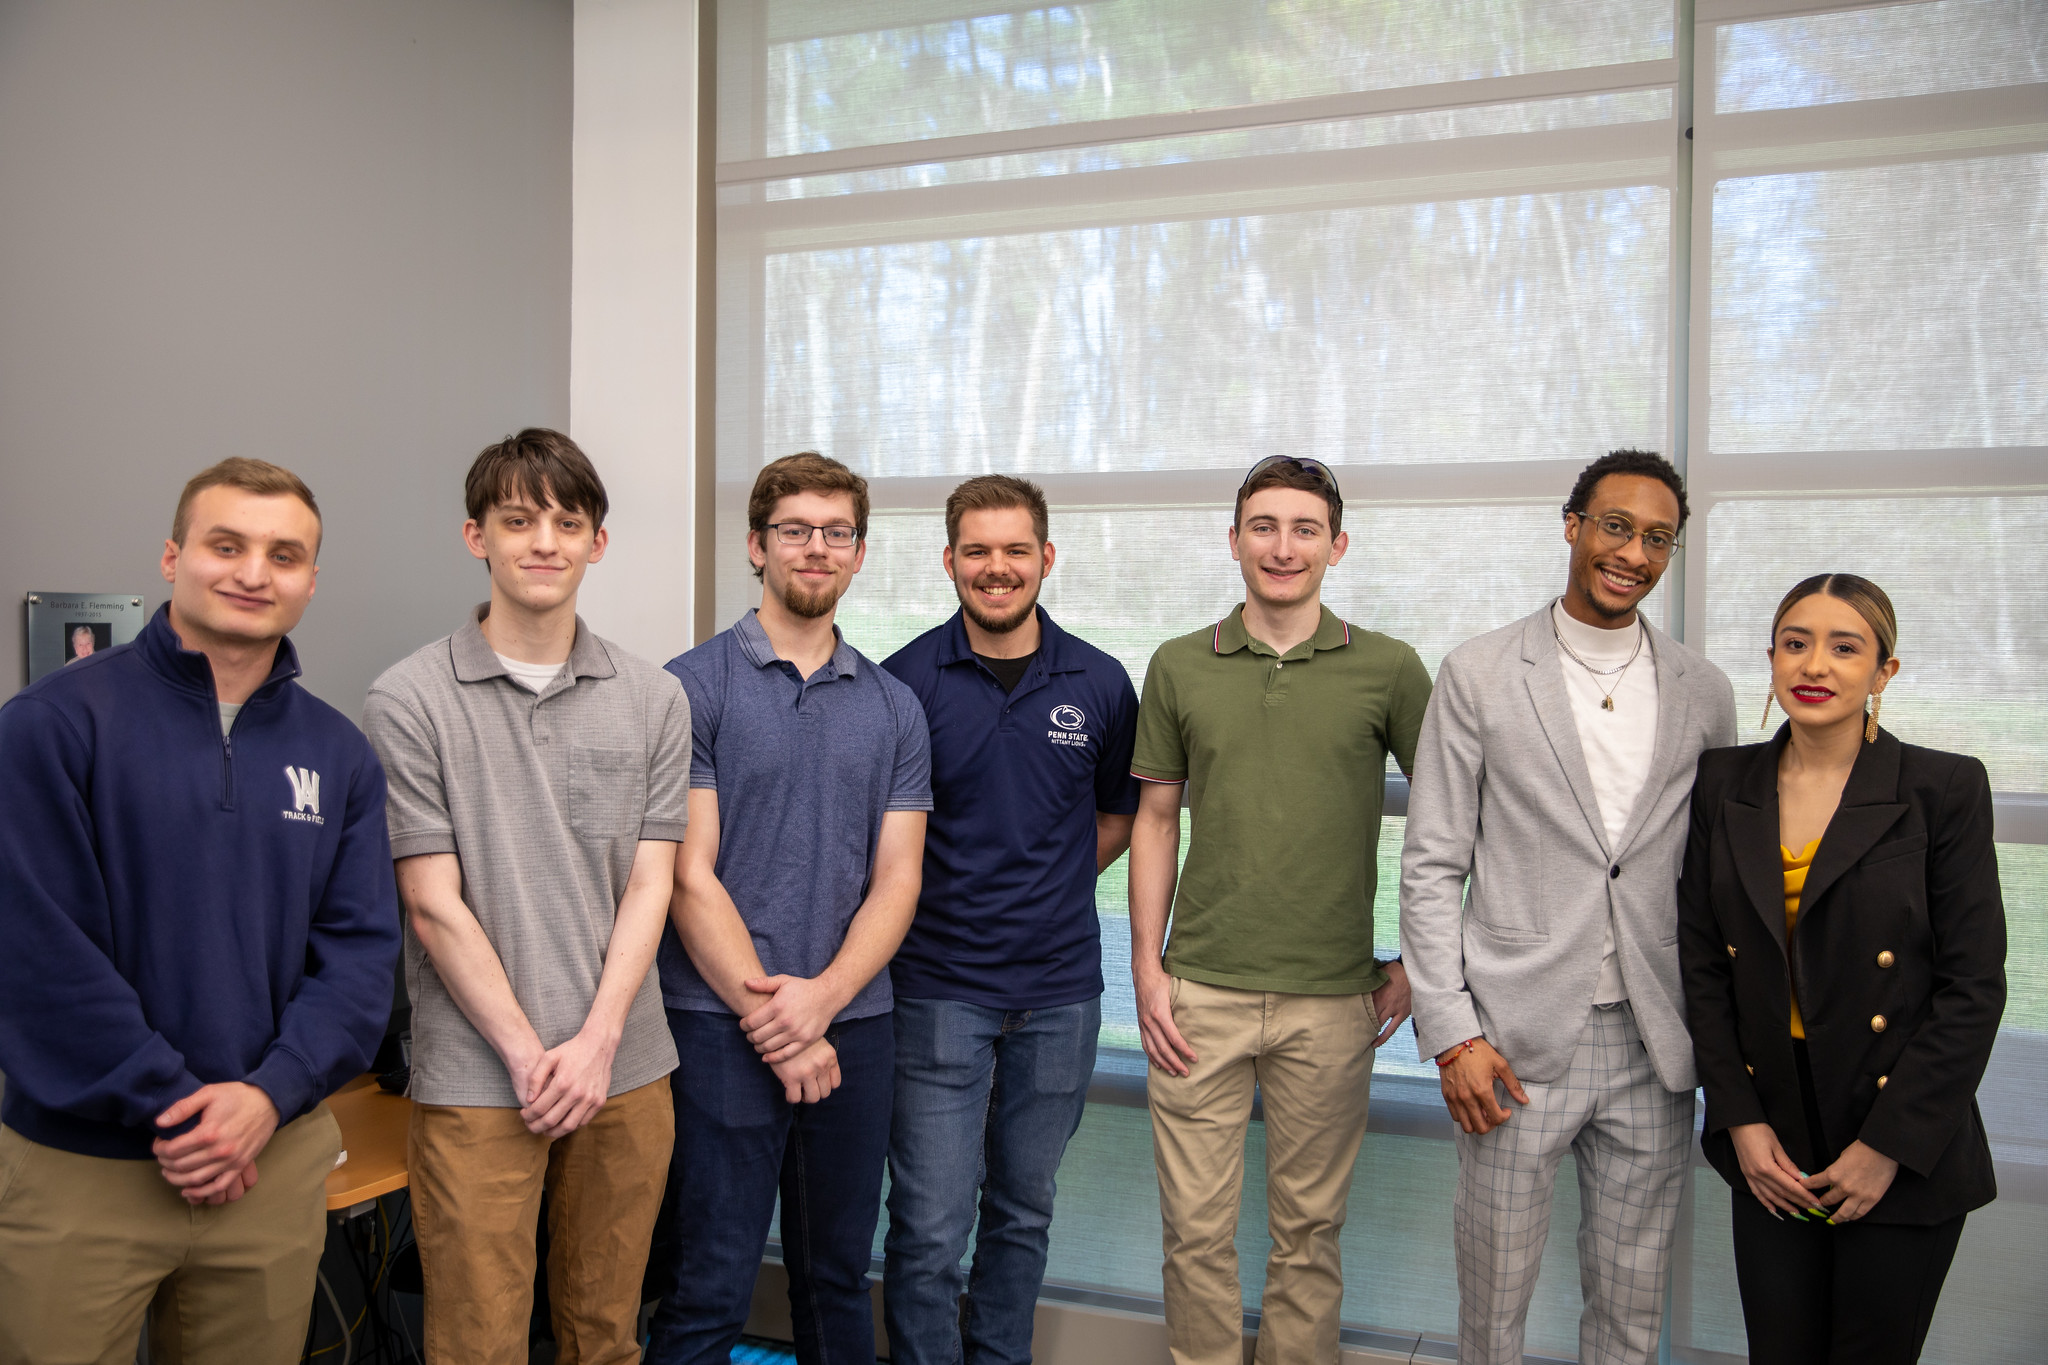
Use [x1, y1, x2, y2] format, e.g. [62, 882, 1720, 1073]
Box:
[218, 701, 243, 738]
[1552, 600, 1659, 1005]
[495, 652, 566, 694]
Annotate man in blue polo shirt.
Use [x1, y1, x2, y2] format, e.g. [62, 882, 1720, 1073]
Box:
[648, 452, 932, 1365]
[881, 475, 1140, 1365]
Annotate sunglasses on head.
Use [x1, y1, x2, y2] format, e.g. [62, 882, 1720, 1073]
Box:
[1239, 455, 1343, 502]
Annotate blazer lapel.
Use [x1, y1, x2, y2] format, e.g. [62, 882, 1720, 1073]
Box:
[1724, 730, 1790, 952]
[1613, 623, 1689, 860]
[1520, 611, 1611, 859]
[1800, 729, 1909, 918]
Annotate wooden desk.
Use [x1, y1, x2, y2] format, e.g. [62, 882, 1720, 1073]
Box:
[324, 1073, 411, 1215]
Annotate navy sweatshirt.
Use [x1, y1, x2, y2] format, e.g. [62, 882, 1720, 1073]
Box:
[0, 607, 401, 1159]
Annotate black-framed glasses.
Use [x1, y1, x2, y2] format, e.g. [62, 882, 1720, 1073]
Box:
[764, 522, 861, 548]
[1570, 510, 1682, 563]
[1239, 455, 1343, 501]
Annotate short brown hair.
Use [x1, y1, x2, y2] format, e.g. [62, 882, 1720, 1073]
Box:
[747, 452, 870, 579]
[172, 458, 322, 548]
[946, 474, 1048, 546]
[465, 428, 609, 529]
[1770, 573, 1898, 663]
[1234, 459, 1343, 536]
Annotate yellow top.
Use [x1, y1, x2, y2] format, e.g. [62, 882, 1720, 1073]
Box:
[1782, 837, 1821, 1039]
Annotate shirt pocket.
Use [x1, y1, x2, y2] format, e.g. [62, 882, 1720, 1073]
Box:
[569, 745, 645, 840]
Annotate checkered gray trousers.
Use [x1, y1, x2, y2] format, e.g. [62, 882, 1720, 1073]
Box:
[1452, 1004, 1694, 1365]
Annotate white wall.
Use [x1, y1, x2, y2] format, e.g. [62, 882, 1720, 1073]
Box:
[570, 0, 700, 665]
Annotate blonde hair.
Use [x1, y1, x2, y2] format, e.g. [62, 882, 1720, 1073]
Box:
[1770, 573, 1898, 663]
[171, 458, 321, 547]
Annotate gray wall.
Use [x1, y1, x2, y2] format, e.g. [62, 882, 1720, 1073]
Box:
[0, 0, 572, 718]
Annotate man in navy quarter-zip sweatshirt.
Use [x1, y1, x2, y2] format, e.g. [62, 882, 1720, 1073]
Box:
[0, 459, 401, 1365]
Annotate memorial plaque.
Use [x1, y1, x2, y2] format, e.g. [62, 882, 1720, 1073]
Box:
[25, 591, 148, 685]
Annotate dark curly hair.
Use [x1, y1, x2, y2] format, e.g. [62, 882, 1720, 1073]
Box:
[1562, 449, 1689, 531]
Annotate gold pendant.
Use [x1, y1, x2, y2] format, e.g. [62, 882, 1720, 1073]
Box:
[1601, 696, 1614, 711]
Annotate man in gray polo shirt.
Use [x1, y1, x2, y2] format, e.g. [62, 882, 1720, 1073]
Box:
[646, 451, 931, 1365]
[364, 429, 688, 1365]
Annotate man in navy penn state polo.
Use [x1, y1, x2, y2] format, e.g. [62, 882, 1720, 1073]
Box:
[881, 474, 1141, 1365]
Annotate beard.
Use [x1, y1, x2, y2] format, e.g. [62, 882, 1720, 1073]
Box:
[957, 577, 1039, 635]
[778, 572, 841, 620]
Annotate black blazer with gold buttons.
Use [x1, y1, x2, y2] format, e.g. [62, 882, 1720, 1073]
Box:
[1677, 725, 2006, 1225]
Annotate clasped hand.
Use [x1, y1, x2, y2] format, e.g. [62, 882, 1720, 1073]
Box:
[153, 1081, 279, 1205]
[512, 1029, 619, 1139]
[743, 974, 846, 1104]
[1729, 1122, 1898, 1223]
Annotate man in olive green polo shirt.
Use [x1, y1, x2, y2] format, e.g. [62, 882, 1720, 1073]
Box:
[1129, 455, 1431, 1365]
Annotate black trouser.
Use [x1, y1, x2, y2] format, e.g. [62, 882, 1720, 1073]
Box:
[1730, 1041, 1966, 1364]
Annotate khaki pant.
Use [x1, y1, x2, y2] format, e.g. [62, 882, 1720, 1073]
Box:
[1148, 978, 1376, 1365]
[0, 1107, 343, 1365]
[410, 1076, 673, 1365]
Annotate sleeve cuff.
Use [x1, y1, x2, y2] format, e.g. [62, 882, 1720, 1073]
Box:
[638, 818, 688, 842]
[246, 1048, 320, 1125]
[389, 830, 458, 859]
[886, 798, 936, 812]
[1412, 997, 1483, 1062]
[1132, 768, 1185, 783]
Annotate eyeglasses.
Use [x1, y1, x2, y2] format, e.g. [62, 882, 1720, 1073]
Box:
[1570, 511, 1682, 563]
[1239, 455, 1343, 501]
[764, 522, 861, 549]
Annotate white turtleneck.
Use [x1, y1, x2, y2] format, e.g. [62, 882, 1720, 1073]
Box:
[1552, 599, 1659, 1005]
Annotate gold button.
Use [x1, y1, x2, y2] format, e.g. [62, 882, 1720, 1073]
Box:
[1877, 950, 1895, 968]
[1745, 1064, 1755, 1075]
[1877, 1074, 1889, 1089]
[1871, 1015, 1888, 1033]
[1726, 944, 1738, 959]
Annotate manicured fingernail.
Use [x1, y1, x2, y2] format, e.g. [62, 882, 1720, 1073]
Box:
[1768, 1208, 1784, 1221]
[1788, 1210, 1809, 1222]
[1808, 1207, 1828, 1218]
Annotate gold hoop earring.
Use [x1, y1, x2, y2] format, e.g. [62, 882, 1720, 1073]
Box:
[1759, 688, 1775, 731]
[1865, 691, 1882, 744]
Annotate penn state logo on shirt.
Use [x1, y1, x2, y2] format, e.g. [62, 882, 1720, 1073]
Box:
[1047, 704, 1091, 749]
[282, 766, 325, 825]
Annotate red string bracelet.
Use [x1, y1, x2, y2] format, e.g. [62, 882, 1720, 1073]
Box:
[1434, 1038, 1478, 1067]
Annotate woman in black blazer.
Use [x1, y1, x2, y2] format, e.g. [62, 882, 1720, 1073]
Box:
[1677, 573, 2006, 1365]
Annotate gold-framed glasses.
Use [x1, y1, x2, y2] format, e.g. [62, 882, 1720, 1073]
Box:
[1572, 511, 1682, 562]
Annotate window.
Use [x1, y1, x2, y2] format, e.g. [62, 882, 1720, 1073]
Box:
[712, 1, 2048, 1357]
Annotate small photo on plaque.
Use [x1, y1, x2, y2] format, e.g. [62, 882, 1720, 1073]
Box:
[25, 592, 148, 685]
[64, 622, 113, 663]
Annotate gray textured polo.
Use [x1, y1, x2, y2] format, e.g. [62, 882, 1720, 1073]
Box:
[364, 607, 688, 1107]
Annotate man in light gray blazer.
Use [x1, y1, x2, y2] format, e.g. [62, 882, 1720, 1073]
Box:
[1401, 450, 1736, 1365]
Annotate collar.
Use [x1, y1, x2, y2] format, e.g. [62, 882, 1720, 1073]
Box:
[1212, 604, 1350, 660]
[136, 603, 302, 701]
[1737, 719, 1905, 811]
[451, 603, 615, 685]
[1550, 598, 1645, 662]
[934, 605, 1083, 673]
[1518, 603, 1685, 677]
[734, 608, 859, 678]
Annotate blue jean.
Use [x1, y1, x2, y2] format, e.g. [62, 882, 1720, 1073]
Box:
[647, 1007, 894, 1365]
[882, 996, 1099, 1365]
